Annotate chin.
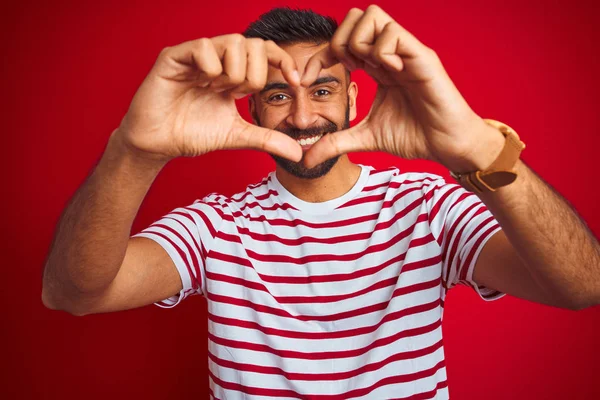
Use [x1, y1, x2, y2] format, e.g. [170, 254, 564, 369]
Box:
[271, 153, 341, 180]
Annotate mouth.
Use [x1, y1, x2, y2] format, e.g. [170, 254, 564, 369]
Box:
[296, 134, 324, 151]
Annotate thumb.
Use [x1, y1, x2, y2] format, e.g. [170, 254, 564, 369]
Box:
[303, 120, 376, 169]
[231, 118, 303, 162]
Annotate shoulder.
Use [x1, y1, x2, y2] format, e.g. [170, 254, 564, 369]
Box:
[365, 165, 447, 193]
[196, 173, 274, 212]
[363, 166, 476, 216]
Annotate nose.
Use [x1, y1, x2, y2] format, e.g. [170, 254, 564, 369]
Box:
[285, 94, 319, 130]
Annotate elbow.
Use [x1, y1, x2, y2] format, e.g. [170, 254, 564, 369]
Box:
[41, 286, 90, 317]
[42, 264, 93, 316]
[545, 278, 600, 311]
[563, 292, 600, 311]
[567, 302, 592, 311]
[41, 287, 58, 311]
[568, 298, 600, 311]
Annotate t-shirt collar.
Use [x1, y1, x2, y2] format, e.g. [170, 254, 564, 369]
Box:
[269, 164, 371, 215]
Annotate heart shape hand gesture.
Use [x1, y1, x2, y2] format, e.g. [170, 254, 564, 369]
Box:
[116, 34, 304, 163]
[301, 5, 501, 173]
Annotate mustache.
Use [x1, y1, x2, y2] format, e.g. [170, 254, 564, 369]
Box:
[276, 120, 339, 140]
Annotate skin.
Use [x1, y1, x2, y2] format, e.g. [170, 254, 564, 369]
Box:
[249, 42, 362, 203]
[41, 5, 599, 316]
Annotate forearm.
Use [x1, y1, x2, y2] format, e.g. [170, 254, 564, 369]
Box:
[42, 129, 167, 309]
[477, 159, 600, 308]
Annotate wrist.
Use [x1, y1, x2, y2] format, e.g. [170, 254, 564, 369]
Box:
[107, 128, 171, 171]
[102, 129, 169, 178]
[449, 118, 526, 194]
[447, 119, 505, 173]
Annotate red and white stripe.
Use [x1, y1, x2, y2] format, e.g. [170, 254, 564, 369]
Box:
[133, 165, 503, 399]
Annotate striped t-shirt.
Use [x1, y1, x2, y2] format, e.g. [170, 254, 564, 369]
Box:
[132, 164, 503, 399]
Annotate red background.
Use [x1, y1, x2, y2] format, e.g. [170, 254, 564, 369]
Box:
[2, 0, 599, 398]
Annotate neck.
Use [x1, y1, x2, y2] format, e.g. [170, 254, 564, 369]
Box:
[275, 155, 362, 203]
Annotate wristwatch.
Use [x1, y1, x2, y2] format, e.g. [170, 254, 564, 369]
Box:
[450, 119, 526, 193]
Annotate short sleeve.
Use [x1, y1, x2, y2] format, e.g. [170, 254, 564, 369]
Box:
[425, 178, 504, 301]
[131, 198, 223, 308]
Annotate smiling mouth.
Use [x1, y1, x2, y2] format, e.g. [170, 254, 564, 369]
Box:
[296, 134, 323, 147]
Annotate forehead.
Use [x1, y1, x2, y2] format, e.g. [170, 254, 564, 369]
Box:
[268, 42, 346, 83]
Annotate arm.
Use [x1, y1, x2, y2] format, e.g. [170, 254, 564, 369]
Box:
[455, 120, 600, 310]
[42, 130, 181, 316]
[42, 35, 302, 316]
[292, 5, 600, 310]
[472, 149, 600, 310]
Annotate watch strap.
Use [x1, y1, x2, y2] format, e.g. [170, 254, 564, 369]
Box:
[450, 119, 525, 193]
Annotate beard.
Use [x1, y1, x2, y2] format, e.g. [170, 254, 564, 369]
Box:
[269, 104, 351, 180]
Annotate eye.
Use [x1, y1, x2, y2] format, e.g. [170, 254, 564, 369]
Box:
[267, 93, 290, 103]
[314, 89, 331, 97]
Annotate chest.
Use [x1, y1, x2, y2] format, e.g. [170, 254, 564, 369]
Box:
[205, 210, 442, 333]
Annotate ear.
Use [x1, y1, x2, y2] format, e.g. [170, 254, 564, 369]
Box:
[249, 95, 259, 125]
[347, 81, 358, 122]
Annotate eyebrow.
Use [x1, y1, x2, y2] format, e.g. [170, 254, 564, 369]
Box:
[260, 76, 341, 94]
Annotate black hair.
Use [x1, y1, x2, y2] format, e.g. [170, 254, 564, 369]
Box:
[243, 7, 338, 45]
[243, 8, 350, 83]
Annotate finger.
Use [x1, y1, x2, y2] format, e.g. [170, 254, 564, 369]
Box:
[301, 8, 364, 87]
[348, 5, 394, 66]
[384, 20, 431, 60]
[232, 119, 303, 162]
[230, 39, 268, 98]
[210, 35, 247, 92]
[371, 22, 405, 73]
[300, 45, 335, 88]
[265, 41, 300, 87]
[155, 39, 223, 84]
[353, 6, 431, 64]
[330, 8, 366, 70]
[303, 121, 376, 169]
[371, 20, 439, 83]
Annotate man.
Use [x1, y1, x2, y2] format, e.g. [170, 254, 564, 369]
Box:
[42, 5, 599, 399]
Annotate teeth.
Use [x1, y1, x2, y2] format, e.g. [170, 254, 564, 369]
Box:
[297, 134, 323, 146]
[297, 135, 324, 146]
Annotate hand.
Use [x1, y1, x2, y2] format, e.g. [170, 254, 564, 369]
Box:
[116, 35, 303, 163]
[301, 5, 503, 172]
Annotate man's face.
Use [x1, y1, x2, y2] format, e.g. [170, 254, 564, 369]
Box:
[250, 42, 357, 179]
